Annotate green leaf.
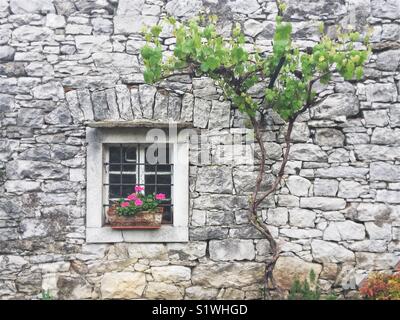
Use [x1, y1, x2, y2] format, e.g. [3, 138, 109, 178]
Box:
[205, 56, 220, 71]
[141, 45, 153, 60]
[200, 62, 209, 72]
[232, 47, 247, 63]
[355, 66, 363, 80]
[143, 69, 154, 83]
[151, 25, 162, 37]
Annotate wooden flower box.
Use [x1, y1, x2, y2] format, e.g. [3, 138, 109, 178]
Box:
[107, 205, 163, 230]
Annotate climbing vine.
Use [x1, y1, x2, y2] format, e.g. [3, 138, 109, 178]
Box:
[140, 2, 370, 298]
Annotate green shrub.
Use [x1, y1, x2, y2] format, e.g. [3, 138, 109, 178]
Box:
[288, 270, 321, 300]
[359, 272, 400, 300]
[41, 290, 53, 300]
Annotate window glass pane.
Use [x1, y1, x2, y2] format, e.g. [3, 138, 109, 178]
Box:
[109, 164, 120, 172]
[157, 185, 171, 199]
[122, 185, 133, 198]
[125, 147, 136, 162]
[144, 175, 156, 195]
[109, 174, 120, 184]
[109, 147, 121, 163]
[109, 185, 120, 199]
[122, 164, 136, 172]
[122, 174, 136, 184]
[145, 175, 171, 185]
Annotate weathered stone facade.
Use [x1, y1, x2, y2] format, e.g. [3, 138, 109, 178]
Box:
[0, 0, 399, 299]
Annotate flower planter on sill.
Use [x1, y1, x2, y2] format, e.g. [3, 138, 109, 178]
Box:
[107, 205, 164, 230]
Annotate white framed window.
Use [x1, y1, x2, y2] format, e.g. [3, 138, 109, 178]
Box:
[86, 126, 189, 243]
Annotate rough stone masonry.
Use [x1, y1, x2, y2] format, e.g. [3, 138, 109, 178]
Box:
[0, 0, 400, 299]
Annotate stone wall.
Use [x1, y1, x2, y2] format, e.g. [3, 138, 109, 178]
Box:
[0, 0, 400, 299]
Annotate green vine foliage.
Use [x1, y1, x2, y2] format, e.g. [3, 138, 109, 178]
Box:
[140, 14, 370, 121]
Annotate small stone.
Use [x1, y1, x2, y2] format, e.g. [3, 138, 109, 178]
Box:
[193, 98, 211, 128]
[365, 222, 392, 240]
[277, 195, 299, 207]
[10, 0, 55, 14]
[289, 144, 327, 161]
[12, 26, 53, 42]
[389, 104, 400, 126]
[0, 94, 14, 112]
[370, 162, 400, 182]
[4, 180, 41, 193]
[300, 197, 346, 211]
[316, 166, 369, 179]
[346, 133, 370, 145]
[100, 272, 146, 299]
[209, 239, 255, 261]
[165, 0, 202, 18]
[75, 35, 112, 53]
[371, 128, 400, 145]
[266, 208, 288, 226]
[167, 242, 207, 261]
[192, 262, 264, 288]
[185, 286, 218, 300]
[338, 180, 368, 198]
[289, 208, 316, 227]
[286, 176, 311, 197]
[311, 94, 359, 119]
[46, 14, 66, 28]
[323, 223, 341, 241]
[365, 83, 397, 102]
[6, 160, 68, 180]
[208, 100, 230, 129]
[193, 77, 218, 98]
[311, 240, 355, 263]
[355, 252, 398, 270]
[151, 266, 191, 283]
[66, 24, 92, 35]
[274, 256, 322, 290]
[32, 82, 64, 101]
[279, 228, 322, 239]
[92, 17, 113, 34]
[244, 19, 267, 37]
[371, 0, 400, 19]
[144, 282, 183, 300]
[348, 240, 388, 253]
[227, 0, 260, 14]
[45, 105, 72, 124]
[114, 15, 158, 34]
[220, 288, 245, 299]
[196, 166, 232, 194]
[334, 221, 366, 240]
[363, 110, 389, 127]
[313, 179, 338, 196]
[355, 203, 392, 222]
[17, 108, 44, 127]
[0, 46, 15, 61]
[315, 128, 345, 147]
[376, 49, 400, 71]
[377, 190, 400, 203]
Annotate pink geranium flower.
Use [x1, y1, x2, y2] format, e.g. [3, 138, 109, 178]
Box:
[155, 193, 166, 200]
[127, 193, 137, 201]
[134, 199, 143, 206]
[121, 201, 130, 208]
[135, 185, 144, 192]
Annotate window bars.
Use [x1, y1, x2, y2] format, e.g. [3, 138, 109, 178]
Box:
[103, 143, 174, 224]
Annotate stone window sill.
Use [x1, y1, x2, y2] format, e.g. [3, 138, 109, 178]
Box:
[86, 225, 189, 243]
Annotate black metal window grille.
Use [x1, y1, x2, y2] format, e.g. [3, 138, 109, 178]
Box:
[103, 143, 173, 224]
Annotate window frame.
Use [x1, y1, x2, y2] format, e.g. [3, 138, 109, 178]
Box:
[86, 127, 189, 243]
